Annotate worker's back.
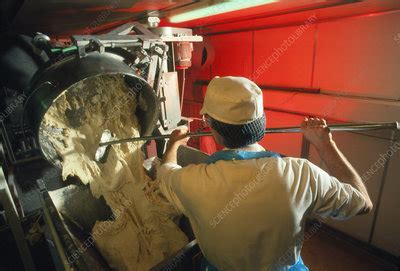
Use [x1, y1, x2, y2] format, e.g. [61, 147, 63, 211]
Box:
[159, 156, 366, 271]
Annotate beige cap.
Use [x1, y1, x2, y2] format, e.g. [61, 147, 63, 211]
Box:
[200, 76, 264, 125]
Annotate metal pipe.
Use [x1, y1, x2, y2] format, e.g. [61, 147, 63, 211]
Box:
[99, 121, 400, 147]
[38, 180, 74, 270]
[368, 129, 397, 243]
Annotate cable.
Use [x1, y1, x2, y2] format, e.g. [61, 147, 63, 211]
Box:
[348, 130, 399, 142]
[180, 68, 186, 112]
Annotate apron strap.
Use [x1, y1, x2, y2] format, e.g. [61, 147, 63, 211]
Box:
[206, 150, 281, 164]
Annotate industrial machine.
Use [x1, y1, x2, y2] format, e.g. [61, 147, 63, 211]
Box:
[0, 20, 206, 270]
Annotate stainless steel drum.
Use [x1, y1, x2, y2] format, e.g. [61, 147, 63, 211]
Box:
[24, 52, 159, 166]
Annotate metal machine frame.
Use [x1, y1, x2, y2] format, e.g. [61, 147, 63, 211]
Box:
[71, 22, 203, 136]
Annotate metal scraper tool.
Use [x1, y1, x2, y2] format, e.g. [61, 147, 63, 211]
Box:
[94, 129, 212, 163]
[94, 121, 400, 163]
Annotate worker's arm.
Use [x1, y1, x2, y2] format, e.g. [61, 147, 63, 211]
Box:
[161, 126, 190, 165]
[158, 126, 192, 215]
[301, 118, 373, 214]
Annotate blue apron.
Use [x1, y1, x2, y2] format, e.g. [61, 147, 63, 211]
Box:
[201, 149, 309, 271]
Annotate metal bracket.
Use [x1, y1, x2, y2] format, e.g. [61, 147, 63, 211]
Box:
[72, 22, 161, 57]
[76, 38, 105, 58]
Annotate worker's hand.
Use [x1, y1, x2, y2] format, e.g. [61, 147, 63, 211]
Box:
[301, 117, 333, 149]
[168, 126, 190, 148]
[162, 127, 189, 165]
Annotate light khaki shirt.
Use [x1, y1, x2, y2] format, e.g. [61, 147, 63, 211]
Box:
[158, 151, 366, 271]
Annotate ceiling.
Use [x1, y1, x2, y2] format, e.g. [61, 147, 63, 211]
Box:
[172, 0, 400, 35]
[2, 0, 400, 38]
[2, 0, 196, 37]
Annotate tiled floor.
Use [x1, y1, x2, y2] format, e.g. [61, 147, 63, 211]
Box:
[301, 227, 398, 271]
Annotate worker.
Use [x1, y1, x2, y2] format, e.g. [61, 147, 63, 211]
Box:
[158, 76, 373, 271]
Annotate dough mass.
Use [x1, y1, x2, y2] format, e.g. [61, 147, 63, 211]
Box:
[40, 74, 187, 270]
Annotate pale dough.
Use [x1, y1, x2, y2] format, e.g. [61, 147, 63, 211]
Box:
[40, 74, 187, 270]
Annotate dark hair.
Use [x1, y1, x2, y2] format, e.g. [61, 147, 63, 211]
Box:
[209, 114, 266, 148]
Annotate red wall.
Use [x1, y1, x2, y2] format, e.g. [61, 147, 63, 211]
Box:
[180, 10, 400, 158]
